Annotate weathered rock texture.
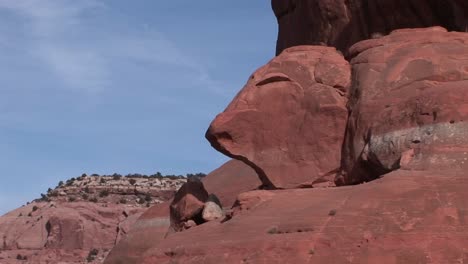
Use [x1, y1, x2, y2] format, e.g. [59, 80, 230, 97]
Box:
[103, 202, 171, 264]
[104, 160, 261, 264]
[0, 176, 185, 264]
[206, 46, 350, 189]
[273, 0, 468, 55]
[169, 180, 209, 232]
[44, 175, 186, 205]
[0, 202, 144, 264]
[341, 27, 468, 185]
[202, 159, 261, 207]
[139, 170, 468, 263]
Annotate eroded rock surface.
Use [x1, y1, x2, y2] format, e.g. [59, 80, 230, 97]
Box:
[202, 159, 261, 207]
[206, 46, 350, 189]
[0, 202, 144, 264]
[341, 27, 468, 185]
[202, 194, 224, 222]
[169, 180, 209, 232]
[140, 170, 468, 264]
[273, 0, 468, 55]
[104, 160, 262, 264]
[0, 175, 185, 264]
[103, 202, 171, 264]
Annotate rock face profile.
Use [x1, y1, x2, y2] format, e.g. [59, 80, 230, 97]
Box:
[341, 27, 468, 185]
[273, 0, 468, 55]
[206, 46, 350, 189]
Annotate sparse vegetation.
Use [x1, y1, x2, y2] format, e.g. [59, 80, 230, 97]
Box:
[32, 205, 39, 212]
[328, 209, 337, 216]
[82, 193, 89, 200]
[40, 193, 50, 202]
[119, 198, 127, 204]
[129, 179, 137, 185]
[86, 248, 99, 262]
[99, 190, 109, 197]
[267, 227, 278, 234]
[89, 197, 98, 203]
[66, 178, 76, 186]
[144, 194, 152, 202]
[68, 196, 76, 202]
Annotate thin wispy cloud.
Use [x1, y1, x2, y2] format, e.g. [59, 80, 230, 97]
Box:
[0, 0, 108, 93]
[0, 0, 227, 97]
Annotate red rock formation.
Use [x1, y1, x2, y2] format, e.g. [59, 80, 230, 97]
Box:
[139, 170, 468, 263]
[104, 160, 261, 264]
[273, 0, 468, 55]
[0, 202, 144, 264]
[206, 46, 350, 189]
[169, 180, 209, 232]
[0, 175, 184, 264]
[103, 202, 170, 264]
[341, 27, 468, 185]
[202, 159, 261, 207]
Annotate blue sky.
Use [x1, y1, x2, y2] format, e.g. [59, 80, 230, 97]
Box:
[0, 0, 276, 215]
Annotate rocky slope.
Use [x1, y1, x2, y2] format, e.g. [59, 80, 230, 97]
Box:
[104, 159, 260, 264]
[0, 174, 187, 264]
[139, 170, 468, 263]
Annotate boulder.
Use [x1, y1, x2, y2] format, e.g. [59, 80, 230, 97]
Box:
[183, 220, 197, 230]
[206, 46, 350, 189]
[341, 27, 468, 185]
[202, 194, 224, 222]
[139, 170, 468, 263]
[273, 0, 468, 55]
[170, 181, 209, 232]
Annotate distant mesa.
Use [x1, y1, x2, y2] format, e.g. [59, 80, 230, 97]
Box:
[0, 172, 203, 263]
